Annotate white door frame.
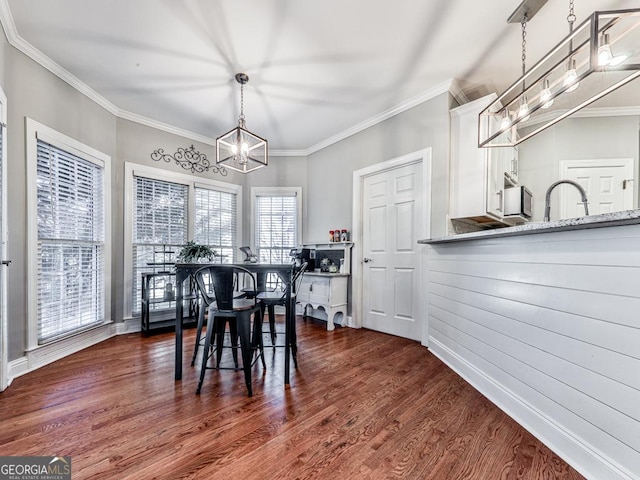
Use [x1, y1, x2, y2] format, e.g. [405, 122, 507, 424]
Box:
[0, 85, 7, 390]
[351, 148, 431, 344]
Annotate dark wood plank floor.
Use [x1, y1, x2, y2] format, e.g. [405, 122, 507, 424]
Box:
[0, 316, 585, 480]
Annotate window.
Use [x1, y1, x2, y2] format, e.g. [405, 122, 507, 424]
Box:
[27, 120, 111, 345]
[252, 187, 302, 264]
[131, 177, 187, 316]
[124, 164, 241, 318]
[194, 185, 237, 262]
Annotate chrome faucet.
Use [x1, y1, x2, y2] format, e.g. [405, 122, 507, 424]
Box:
[543, 179, 589, 222]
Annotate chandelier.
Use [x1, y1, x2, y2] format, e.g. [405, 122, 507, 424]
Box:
[479, 1, 640, 148]
[216, 73, 268, 173]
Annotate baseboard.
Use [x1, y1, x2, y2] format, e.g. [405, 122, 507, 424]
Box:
[428, 337, 636, 480]
[7, 356, 28, 385]
[16, 323, 116, 379]
[117, 318, 141, 335]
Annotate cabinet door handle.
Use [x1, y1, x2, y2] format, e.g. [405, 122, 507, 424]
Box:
[363, 257, 372, 263]
[496, 191, 503, 212]
[1, 260, 10, 266]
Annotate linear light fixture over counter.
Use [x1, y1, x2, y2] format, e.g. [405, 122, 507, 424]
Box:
[479, 6, 640, 148]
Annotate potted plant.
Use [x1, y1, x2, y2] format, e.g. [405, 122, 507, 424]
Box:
[177, 241, 217, 263]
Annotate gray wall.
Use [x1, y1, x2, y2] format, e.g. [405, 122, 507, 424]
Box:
[0, 25, 7, 82]
[115, 117, 308, 251]
[518, 115, 640, 222]
[3, 40, 117, 360]
[306, 92, 452, 242]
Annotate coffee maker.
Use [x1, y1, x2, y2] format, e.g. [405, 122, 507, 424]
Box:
[289, 248, 315, 270]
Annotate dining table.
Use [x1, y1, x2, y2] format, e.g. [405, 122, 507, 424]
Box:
[173, 262, 297, 385]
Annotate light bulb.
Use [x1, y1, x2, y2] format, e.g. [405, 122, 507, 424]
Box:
[500, 110, 512, 130]
[598, 33, 613, 66]
[540, 78, 554, 109]
[230, 144, 238, 155]
[563, 58, 579, 93]
[517, 96, 530, 122]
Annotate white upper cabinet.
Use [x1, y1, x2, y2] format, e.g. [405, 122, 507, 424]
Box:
[450, 93, 518, 225]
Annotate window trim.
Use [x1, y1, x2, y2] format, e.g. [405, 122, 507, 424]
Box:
[123, 162, 242, 319]
[250, 186, 302, 255]
[25, 118, 112, 351]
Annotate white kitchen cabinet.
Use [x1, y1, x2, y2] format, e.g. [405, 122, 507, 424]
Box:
[297, 273, 348, 331]
[504, 145, 519, 184]
[450, 93, 519, 225]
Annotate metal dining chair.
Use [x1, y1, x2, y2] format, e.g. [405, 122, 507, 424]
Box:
[257, 262, 307, 366]
[191, 270, 242, 367]
[194, 265, 266, 397]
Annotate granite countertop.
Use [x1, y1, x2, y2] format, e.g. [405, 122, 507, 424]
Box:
[420, 209, 640, 244]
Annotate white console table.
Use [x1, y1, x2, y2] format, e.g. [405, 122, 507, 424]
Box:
[297, 273, 348, 331]
[298, 242, 352, 330]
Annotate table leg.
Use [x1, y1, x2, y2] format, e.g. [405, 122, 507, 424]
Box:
[289, 296, 298, 368]
[284, 285, 291, 384]
[238, 312, 253, 397]
[175, 274, 184, 381]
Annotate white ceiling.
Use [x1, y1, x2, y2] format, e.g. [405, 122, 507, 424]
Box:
[3, 0, 638, 153]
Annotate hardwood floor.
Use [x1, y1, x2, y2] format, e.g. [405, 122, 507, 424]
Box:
[0, 316, 585, 480]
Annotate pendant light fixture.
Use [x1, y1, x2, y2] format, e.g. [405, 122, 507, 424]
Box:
[563, 1, 580, 93]
[216, 73, 268, 174]
[479, 1, 640, 148]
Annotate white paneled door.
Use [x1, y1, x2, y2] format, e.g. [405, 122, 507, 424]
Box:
[362, 161, 424, 340]
[560, 158, 635, 219]
[0, 88, 6, 391]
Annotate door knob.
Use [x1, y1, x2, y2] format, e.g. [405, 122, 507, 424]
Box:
[363, 257, 372, 263]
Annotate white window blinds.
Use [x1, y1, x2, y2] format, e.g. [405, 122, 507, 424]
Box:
[132, 177, 188, 315]
[36, 140, 105, 343]
[255, 194, 297, 263]
[194, 186, 237, 263]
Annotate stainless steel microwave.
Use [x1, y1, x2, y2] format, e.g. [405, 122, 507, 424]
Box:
[504, 186, 532, 218]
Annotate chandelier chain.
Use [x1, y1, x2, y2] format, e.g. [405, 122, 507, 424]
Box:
[239, 82, 245, 123]
[521, 14, 527, 77]
[567, 0, 576, 31]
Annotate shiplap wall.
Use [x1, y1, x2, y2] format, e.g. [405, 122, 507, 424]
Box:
[427, 224, 640, 480]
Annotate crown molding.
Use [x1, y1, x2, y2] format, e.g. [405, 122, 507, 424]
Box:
[117, 109, 216, 146]
[0, 0, 16, 43]
[0, 0, 119, 115]
[448, 79, 469, 106]
[524, 105, 640, 129]
[269, 149, 308, 157]
[571, 105, 640, 118]
[306, 79, 462, 155]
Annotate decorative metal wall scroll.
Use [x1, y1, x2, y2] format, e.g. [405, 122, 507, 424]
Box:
[150, 145, 227, 176]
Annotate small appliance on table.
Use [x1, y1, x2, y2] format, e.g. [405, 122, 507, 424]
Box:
[239, 246, 258, 263]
